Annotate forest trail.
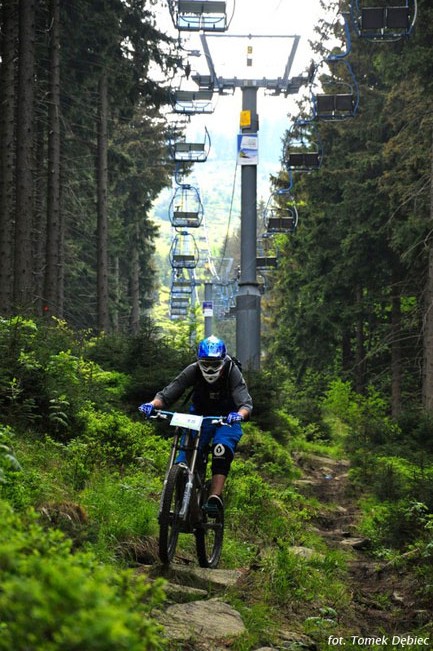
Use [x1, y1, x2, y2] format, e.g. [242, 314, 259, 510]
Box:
[294, 452, 428, 641]
[143, 452, 429, 650]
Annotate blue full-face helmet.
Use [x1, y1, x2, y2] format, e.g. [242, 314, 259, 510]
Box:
[197, 335, 227, 384]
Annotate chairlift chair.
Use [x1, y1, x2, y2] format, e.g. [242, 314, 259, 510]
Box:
[351, 1, 417, 40]
[171, 296, 191, 308]
[284, 121, 323, 172]
[169, 127, 211, 163]
[171, 278, 194, 295]
[264, 191, 298, 235]
[171, 89, 215, 115]
[256, 236, 278, 270]
[169, 185, 204, 228]
[169, 232, 200, 269]
[169, 1, 229, 32]
[191, 74, 215, 90]
[311, 59, 359, 121]
[307, 14, 359, 121]
[256, 256, 278, 270]
[170, 307, 189, 319]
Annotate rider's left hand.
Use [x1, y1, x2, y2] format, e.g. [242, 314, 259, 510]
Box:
[227, 411, 244, 425]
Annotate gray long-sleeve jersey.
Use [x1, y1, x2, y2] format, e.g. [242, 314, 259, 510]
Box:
[154, 358, 253, 416]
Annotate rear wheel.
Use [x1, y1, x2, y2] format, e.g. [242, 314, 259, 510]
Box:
[195, 481, 224, 568]
[158, 465, 186, 564]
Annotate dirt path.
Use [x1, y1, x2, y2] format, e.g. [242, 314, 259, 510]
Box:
[294, 453, 429, 640]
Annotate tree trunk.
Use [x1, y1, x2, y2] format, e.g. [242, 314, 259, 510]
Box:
[112, 255, 119, 332]
[96, 68, 110, 333]
[130, 222, 140, 334]
[354, 285, 366, 394]
[341, 329, 353, 377]
[390, 270, 402, 418]
[33, 111, 46, 307]
[422, 134, 433, 411]
[14, 0, 36, 311]
[0, 1, 18, 315]
[43, 0, 61, 318]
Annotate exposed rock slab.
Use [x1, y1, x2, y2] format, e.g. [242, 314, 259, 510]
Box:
[164, 581, 208, 603]
[158, 597, 246, 642]
[151, 564, 244, 592]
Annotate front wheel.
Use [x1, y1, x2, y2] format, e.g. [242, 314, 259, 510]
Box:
[158, 464, 186, 564]
[195, 482, 224, 568]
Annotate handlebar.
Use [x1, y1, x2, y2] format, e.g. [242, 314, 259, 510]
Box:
[150, 409, 227, 426]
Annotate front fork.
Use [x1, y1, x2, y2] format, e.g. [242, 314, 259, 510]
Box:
[158, 427, 203, 522]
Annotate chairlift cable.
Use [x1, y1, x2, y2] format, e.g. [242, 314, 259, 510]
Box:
[217, 159, 239, 278]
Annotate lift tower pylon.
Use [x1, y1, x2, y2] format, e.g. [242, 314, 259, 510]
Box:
[200, 32, 307, 370]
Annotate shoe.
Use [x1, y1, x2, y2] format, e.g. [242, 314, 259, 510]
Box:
[203, 494, 224, 518]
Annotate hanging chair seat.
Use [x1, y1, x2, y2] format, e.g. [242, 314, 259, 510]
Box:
[171, 280, 193, 294]
[171, 296, 190, 306]
[171, 254, 197, 268]
[316, 93, 355, 119]
[361, 6, 410, 30]
[256, 256, 278, 269]
[176, 1, 228, 31]
[286, 152, 321, 170]
[172, 211, 202, 227]
[267, 217, 296, 234]
[172, 89, 214, 114]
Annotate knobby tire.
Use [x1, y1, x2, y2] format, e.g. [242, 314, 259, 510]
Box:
[158, 464, 186, 564]
[195, 481, 224, 568]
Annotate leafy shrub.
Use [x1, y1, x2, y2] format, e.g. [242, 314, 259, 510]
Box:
[238, 423, 297, 480]
[322, 382, 400, 454]
[259, 540, 347, 610]
[321, 379, 361, 427]
[0, 500, 166, 650]
[80, 470, 159, 561]
[77, 408, 154, 466]
[0, 317, 128, 437]
[358, 497, 431, 550]
[1, 434, 75, 510]
[0, 424, 21, 483]
[397, 409, 433, 455]
[86, 324, 193, 407]
[226, 460, 292, 541]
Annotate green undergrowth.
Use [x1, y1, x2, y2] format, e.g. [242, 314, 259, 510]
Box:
[1, 319, 433, 648]
[0, 499, 166, 650]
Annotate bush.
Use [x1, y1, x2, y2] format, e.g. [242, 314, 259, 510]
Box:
[225, 460, 293, 542]
[0, 500, 166, 650]
[80, 470, 159, 561]
[77, 408, 155, 466]
[237, 423, 297, 480]
[86, 325, 193, 408]
[358, 497, 431, 550]
[0, 424, 21, 484]
[0, 317, 128, 438]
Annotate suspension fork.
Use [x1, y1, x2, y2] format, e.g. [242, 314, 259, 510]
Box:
[158, 428, 182, 517]
[179, 427, 202, 519]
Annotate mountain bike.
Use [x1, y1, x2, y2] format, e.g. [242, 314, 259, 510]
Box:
[150, 410, 226, 568]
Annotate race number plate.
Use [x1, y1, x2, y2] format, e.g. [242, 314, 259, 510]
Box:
[170, 413, 203, 431]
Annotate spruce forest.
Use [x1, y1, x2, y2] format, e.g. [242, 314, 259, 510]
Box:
[1, 1, 433, 649]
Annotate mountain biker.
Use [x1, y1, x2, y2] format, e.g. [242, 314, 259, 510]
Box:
[139, 335, 253, 515]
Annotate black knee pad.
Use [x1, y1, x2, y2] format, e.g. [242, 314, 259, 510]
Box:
[211, 443, 234, 477]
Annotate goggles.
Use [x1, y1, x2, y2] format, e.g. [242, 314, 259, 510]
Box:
[198, 359, 224, 372]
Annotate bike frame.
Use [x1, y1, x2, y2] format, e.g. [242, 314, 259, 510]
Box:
[153, 411, 224, 526]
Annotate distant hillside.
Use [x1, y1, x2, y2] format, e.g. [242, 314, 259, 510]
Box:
[149, 98, 292, 325]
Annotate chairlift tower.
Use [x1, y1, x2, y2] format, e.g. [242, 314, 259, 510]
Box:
[200, 32, 307, 370]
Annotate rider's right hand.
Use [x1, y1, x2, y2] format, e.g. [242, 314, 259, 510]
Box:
[138, 402, 154, 418]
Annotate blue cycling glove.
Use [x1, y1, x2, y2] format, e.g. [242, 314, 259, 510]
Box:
[138, 402, 154, 418]
[227, 411, 244, 425]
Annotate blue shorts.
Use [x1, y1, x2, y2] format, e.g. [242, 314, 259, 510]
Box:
[176, 420, 242, 465]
